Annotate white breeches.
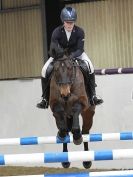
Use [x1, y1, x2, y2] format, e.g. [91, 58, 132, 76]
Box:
[41, 52, 94, 78]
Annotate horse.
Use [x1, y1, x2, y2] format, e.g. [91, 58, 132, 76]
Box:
[49, 45, 95, 169]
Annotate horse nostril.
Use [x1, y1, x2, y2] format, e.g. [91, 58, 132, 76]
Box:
[61, 93, 71, 101]
[63, 96, 69, 101]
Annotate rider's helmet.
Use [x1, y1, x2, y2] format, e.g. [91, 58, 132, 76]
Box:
[60, 7, 77, 23]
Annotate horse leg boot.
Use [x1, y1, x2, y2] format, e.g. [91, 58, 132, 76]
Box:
[36, 77, 50, 109]
[88, 73, 103, 106]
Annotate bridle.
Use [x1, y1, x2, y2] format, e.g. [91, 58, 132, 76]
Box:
[54, 57, 77, 86]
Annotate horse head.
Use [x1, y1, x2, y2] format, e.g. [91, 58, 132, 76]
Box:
[50, 43, 75, 101]
[54, 57, 75, 100]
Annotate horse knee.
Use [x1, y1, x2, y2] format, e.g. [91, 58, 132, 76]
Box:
[53, 104, 64, 113]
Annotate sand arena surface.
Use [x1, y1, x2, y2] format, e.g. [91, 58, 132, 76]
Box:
[0, 166, 93, 176]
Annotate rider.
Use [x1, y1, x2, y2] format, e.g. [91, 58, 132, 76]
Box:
[37, 6, 103, 109]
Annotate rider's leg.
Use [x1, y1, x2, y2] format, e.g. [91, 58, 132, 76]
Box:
[36, 77, 50, 109]
[88, 72, 103, 105]
[36, 57, 54, 109]
[78, 52, 103, 106]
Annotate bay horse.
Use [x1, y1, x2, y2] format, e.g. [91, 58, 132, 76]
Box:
[49, 45, 95, 169]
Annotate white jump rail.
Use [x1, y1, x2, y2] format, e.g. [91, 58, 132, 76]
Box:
[0, 131, 132, 145]
[0, 149, 133, 165]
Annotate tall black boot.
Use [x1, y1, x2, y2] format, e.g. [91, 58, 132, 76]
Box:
[36, 77, 50, 109]
[88, 73, 103, 106]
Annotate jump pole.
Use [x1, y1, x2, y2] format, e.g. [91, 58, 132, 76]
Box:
[0, 132, 132, 145]
[0, 149, 133, 165]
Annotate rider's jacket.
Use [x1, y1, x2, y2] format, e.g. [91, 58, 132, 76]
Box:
[51, 25, 85, 58]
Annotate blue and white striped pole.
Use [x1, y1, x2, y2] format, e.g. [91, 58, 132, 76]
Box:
[0, 149, 133, 165]
[0, 132, 133, 145]
[3, 170, 133, 177]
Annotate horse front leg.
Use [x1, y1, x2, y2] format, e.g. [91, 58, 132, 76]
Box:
[53, 104, 67, 140]
[72, 102, 83, 145]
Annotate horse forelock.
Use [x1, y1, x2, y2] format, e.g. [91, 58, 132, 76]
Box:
[55, 57, 75, 72]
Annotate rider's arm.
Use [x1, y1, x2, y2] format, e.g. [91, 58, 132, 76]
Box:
[51, 27, 60, 45]
[49, 28, 59, 58]
[49, 27, 64, 58]
[70, 28, 85, 58]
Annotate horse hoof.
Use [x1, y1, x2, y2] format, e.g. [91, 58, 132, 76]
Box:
[83, 161, 92, 169]
[62, 162, 70, 168]
[73, 136, 83, 145]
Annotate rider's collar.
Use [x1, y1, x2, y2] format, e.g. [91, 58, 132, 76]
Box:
[61, 25, 76, 33]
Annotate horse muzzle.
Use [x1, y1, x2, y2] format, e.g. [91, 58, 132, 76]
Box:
[61, 94, 71, 101]
[60, 84, 71, 101]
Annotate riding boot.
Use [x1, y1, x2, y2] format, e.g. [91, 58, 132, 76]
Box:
[88, 73, 103, 106]
[36, 77, 50, 109]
